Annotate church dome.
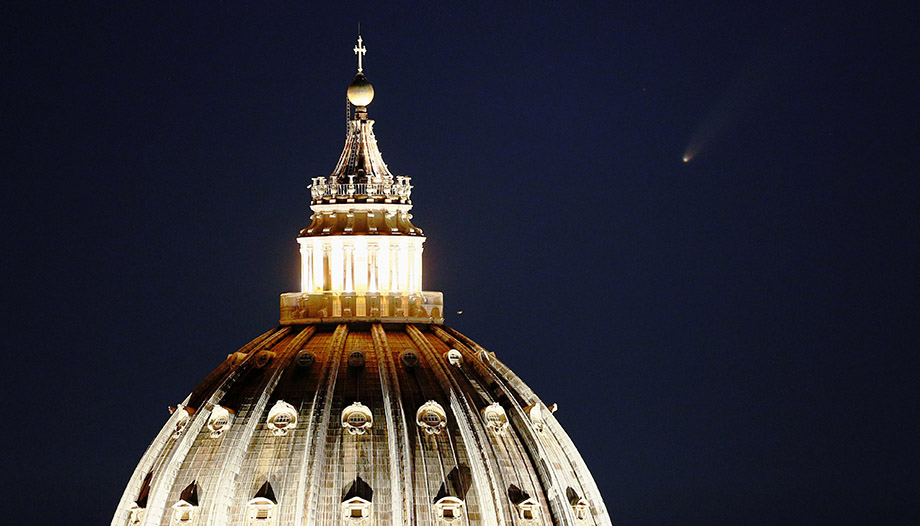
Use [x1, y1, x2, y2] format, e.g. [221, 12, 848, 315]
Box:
[112, 36, 612, 526]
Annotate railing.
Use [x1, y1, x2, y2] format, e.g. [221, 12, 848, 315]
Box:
[310, 176, 413, 202]
[280, 290, 443, 324]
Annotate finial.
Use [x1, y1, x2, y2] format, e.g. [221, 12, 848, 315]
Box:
[347, 34, 374, 108]
[353, 34, 367, 73]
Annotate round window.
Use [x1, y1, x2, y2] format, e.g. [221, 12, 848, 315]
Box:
[348, 351, 366, 367]
[400, 349, 419, 368]
[297, 351, 314, 367]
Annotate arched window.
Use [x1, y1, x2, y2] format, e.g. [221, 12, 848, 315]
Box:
[446, 349, 462, 366]
[342, 402, 373, 435]
[207, 406, 233, 438]
[416, 400, 447, 435]
[482, 402, 509, 435]
[266, 400, 298, 436]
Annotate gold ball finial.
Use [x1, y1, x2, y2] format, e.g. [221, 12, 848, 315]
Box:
[347, 73, 374, 107]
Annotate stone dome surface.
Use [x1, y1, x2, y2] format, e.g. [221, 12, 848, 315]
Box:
[112, 322, 611, 525]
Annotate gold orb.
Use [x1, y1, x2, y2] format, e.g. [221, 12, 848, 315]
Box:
[347, 73, 374, 107]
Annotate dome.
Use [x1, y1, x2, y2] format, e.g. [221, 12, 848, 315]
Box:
[112, 323, 611, 525]
[347, 73, 374, 107]
[112, 35, 612, 526]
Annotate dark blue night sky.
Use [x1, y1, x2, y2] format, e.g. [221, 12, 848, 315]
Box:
[3, 2, 918, 524]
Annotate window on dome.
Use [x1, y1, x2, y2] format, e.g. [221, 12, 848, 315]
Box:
[572, 498, 589, 520]
[482, 402, 509, 435]
[341, 402, 373, 435]
[341, 496, 372, 523]
[348, 351, 366, 367]
[207, 406, 233, 438]
[446, 349, 462, 366]
[127, 504, 145, 524]
[247, 495, 275, 525]
[296, 350, 314, 367]
[434, 496, 464, 523]
[172, 406, 191, 437]
[516, 497, 541, 524]
[171, 502, 197, 525]
[400, 349, 419, 368]
[266, 400, 298, 436]
[416, 400, 447, 435]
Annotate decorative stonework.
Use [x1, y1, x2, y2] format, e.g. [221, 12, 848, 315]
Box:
[207, 405, 233, 438]
[280, 291, 443, 324]
[516, 497, 541, 524]
[171, 405, 191, 437]
[310, 176, 413, 204]
[247, 497, 275, 525]
[416, 400, 447, 435]
[482, 402, 509, 436]
[341, 496, 372, 523]
[572, 497, 590, 521]
[172, 501, 197, 524]
[127, 504, 144, 524]
[266, 400, 298, 436]
[524, 403, 545, 432]
[434, 496, 465, 523]
[342, 402, 373, 435]
[446, 348, 462, 366]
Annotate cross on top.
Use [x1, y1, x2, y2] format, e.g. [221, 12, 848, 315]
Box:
[353, 35, 367, 73]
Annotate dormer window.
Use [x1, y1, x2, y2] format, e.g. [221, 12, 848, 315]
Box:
[171, 481, 199, 525]
[128, 472, 151, 524]
[174, 411, 190, 437]
[516, 497, 541, 523]
[247, 497, 275, 524]
[127, 503, 145, 524]
[207, 405, 233, 438]
[400, 349, 419, 368]
[446, 349, 462, 366]
[482, 402, 509, 435]
[572, 497, 590, 521]
[524, 403, 545, 432]
[341, 496, 372, 523]
[342, 402, 373, 435]
[434, 496, 464, 523]
[266, 400, 298, 436]
[348, 350, 366, 367]
[416, 400, 447, 435]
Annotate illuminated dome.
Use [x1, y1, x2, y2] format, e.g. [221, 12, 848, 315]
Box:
[347, 73, 374, 107]
[111, 36, 613, 526]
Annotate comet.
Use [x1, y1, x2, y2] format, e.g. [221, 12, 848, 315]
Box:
[683, 25, 789, 162]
